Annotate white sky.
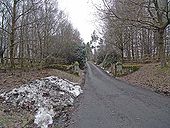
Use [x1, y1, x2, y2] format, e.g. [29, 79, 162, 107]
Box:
[58, 0, 102, 43]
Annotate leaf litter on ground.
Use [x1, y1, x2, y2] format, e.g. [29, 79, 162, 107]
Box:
[118, 63, 170, 96]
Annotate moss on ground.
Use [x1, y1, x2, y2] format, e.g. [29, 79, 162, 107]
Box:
[115, 64, 141, 77]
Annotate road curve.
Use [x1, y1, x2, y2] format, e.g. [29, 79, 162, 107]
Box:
[68, 62, 170, 128]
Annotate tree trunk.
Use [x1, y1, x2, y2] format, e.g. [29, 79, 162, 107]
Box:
[158, 28, 166, 67]
[0, 10, 5, 65]
[10, 0, 17, 68]
[10, 34, 15, 68]
[102, 52, 109, 67]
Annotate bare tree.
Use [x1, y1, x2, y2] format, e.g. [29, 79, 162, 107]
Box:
[99, 0, 170, 67]
[0, 0, 84, 69]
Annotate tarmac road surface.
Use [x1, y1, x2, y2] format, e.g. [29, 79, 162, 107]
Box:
[68, 62, 170, 128]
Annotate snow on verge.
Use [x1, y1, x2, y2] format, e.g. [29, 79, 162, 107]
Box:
[0, 76, 83, 128]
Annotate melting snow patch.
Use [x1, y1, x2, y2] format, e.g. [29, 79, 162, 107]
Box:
[106, 71, 110, 74]
[101, 67, 104, 70]
[0, 76, 83, 128]
[34, 107, 55, 128]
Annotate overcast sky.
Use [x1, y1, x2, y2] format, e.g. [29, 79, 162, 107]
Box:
[58, 0, 102, 43]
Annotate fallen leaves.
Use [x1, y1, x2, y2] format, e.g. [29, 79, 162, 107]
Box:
[118, 63, 170, 96]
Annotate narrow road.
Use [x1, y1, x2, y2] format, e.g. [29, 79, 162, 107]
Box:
[68, 62, 170, 128]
